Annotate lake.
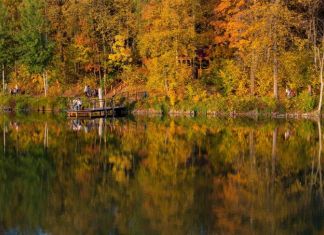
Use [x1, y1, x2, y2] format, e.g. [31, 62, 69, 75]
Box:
[0, 114, 323, 234]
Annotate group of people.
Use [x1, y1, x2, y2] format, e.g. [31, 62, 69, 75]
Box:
[71, 85, 99, 111]
[285, 87, 296, 98]
[285, 85, 313, 99]
[72, 98, 83, 111]
[84, 85, 98, 97]
[10, 85, 21, 95]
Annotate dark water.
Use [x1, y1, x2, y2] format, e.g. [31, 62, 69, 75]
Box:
[0, 114, 324, 235]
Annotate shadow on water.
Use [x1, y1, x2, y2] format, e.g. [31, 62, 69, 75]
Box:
[0, 114, 324, 234]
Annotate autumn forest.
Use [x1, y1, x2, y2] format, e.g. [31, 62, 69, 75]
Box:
[3, 1, 324, 233]
[1, 0, 324, 112]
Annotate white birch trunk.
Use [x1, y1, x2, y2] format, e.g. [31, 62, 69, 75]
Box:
[317, 47, 324, 112]
[273, 41, 279, 100]
[318, 62, 324, 112]
[43, 71, 48, 97]
[98, 88, 104, 108]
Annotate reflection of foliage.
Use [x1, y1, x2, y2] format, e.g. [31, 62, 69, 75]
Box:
[0, 115, 323, 234]
[109, 154, 132, 183]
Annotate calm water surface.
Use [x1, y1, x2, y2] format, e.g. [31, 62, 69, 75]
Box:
[0, 114, 324, 234]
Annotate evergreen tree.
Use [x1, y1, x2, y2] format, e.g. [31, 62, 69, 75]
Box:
[19, 0, 54, 96]
[0, 1, 15, 93]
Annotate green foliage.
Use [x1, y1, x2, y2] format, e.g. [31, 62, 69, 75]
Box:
[14, 96, 31, 111]
[217, 60, 248, 96]
[0, 95, 69, 111]
[295, 91, 316, 112]
[0, 1, 15, 66]
[19, 0, 54, 74]
[280, 50, 313, 89]
[161, 101, 170, 115]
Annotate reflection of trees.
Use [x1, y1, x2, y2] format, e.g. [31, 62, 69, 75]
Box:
[0, 116, 324, 233]
[0, 119, 53, 231]
[3, 119, 6, 156]
[310, 120, 323, 197]
[136, 121, 196, 234]
[211, 122, 324, 234]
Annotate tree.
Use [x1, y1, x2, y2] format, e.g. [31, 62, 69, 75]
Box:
[19, 0, 54, 96]
[138, 0, 196, 103]
[302, 0, 324, 113]
[315, 36, 324, 113]
[214, 0, 299, 99]
[47, 0, 70, 81]
[107, 35, 132, 74]
[90, 0, 137, 90]
[0, 1, 15, 93]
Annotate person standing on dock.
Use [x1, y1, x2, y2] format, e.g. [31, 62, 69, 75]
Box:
[72, 98, 82, 110]
[84, 85, 90, 97]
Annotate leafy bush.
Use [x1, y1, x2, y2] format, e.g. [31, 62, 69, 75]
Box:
[15, 96, 31, 111]
[161, 101, 170, 115]
[0, 95, 70, 112]
[218, 60, 248, 96]
[295, 91, 315, 112]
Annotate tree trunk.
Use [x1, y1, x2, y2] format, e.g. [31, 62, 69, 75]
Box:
[43, 71, 48, 97]
[318, 53, 324, 112]
[318, 64, 324, 112]
[273, 0, 280, 100]
[273, 41, 279, 100]
[98, 88, 104, 108]
[312, 17, 318, 67]
[250, 52, 255, 96]
[3, 121, 6, 156]
[2, 64, 5, 94]
[103, 39, 107, 96]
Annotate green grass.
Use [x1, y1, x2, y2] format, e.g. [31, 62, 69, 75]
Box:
[0, 95, 69, 112]
[0, 93, 318, 115]
[132, 94, 319, 116]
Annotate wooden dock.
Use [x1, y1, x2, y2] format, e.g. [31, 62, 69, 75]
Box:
[67, 106, 127, 118]
[67, 91, 147, 119]
[67, 96, 128, 118]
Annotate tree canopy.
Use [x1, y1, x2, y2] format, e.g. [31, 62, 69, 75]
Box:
[0, 0, 324, 110]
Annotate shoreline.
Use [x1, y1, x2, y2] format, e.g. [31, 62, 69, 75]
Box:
[132, 109, 323, 119]
[0, 95, 323, 119]
[1, 105, 323, 120]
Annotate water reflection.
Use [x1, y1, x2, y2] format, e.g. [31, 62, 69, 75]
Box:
[0, 115, 323, 234]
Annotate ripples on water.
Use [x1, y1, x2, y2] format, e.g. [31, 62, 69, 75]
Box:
[0, 114, 324, 234]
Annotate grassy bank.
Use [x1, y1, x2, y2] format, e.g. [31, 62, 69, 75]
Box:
[0, 92, 318, 117]
[0, 95, 69, 112]
[133, 93, 317, 116]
